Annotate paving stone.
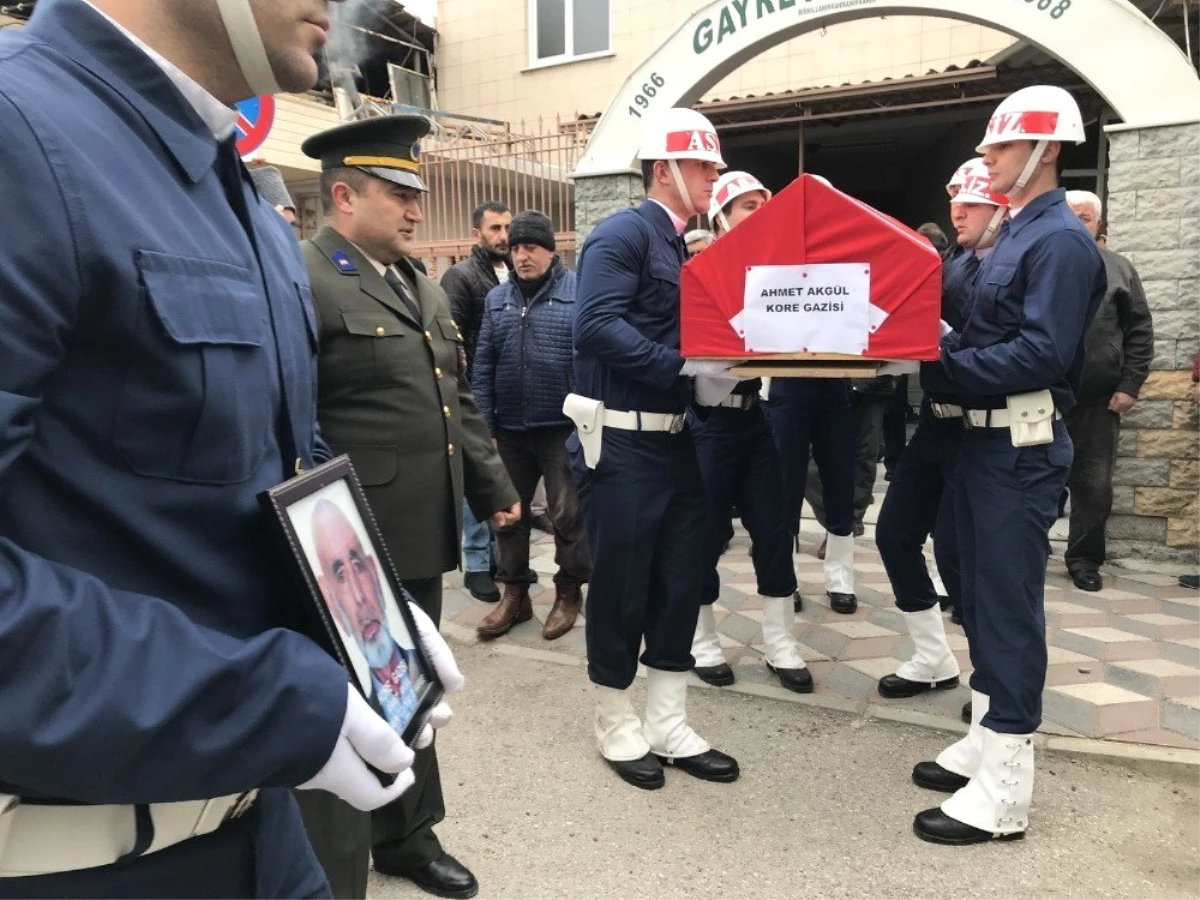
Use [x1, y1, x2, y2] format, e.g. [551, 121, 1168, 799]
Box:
[1043, 683, 1160, 737]
[1044, 600, 1109, 629]
[718, 613, 762, 645]
[1162, 696, 1200, 740]
[823, 662, 879, 702]
[1102, 726, 1200, 750]
[1107, 658, 1200, 698]
[1161, 595, 1200, 620]
[1161, 636, 1200, 667]
[1118, 613, 1198, 641]
[1055, 627, 1160, 661]
[844, 657, 903, 680]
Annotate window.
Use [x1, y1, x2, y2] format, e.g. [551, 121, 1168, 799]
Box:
[530, 0, 610, 66]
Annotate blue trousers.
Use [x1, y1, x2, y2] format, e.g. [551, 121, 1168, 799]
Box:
[461, 498, 492, 574]
[875, 402, 963, 614]
[0, 789, 329, 899]
[691, 405, 796, 606]
[766, 378, 855, 538]
[569, 426, 707, 689]
[955, 421, 1072, 734]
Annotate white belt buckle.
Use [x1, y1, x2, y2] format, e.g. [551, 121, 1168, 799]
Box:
[225, 790, 257, 823]
[667, 414, 684, 434]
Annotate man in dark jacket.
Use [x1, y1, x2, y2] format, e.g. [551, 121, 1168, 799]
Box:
[471, 211, 591, 640]
[1064, 191, 1154, 591]
[439, 202, 513, 602]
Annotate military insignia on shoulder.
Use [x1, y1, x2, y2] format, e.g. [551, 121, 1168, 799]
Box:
[331, 250, 358, 273]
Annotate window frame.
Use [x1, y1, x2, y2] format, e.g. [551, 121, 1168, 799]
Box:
[526, 0, 612, 69]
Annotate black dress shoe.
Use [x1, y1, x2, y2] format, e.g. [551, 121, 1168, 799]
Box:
[767, 662, 813, 694]
[937, 595, 952, 611]
[961, 701, 971, 724]
[878, 673, 959, 698]
[1071, 570, 1103, 592]
[375, 853, 479, 899]
[951, 608, 963, 626]
[606, 753, 665, 790]
[693, 663, 735, 687]
[463, 570, 499, 602]
[1180, 574, 1200, 589]
[655, 748, 739, 783]
[828, 591, 857, 614]
[911, 760, 970, 792]
[793, 590, 803, 612]
[913, 807, 1024, 845]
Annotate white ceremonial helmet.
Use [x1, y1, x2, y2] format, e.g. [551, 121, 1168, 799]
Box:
[951, 157, 1009, 245]
[977, 85, 1085, 193]
[638, 107, 726, 217]
[709, 171, 771, 230]
[215, 0, 283, 95]
[946, 158, 974, 197]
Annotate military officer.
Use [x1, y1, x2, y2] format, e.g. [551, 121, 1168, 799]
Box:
[910, 86, 1105, 845]
[301, 116, 519, 899]
[567, 107, 741, 791]
[688, 170, 811, 695]
[875, 158, 1009, 710]
[0, 0, 469, 896]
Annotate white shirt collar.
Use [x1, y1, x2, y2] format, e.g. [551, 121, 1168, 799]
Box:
[648, 199, 689, 236]
[82, 0, 239, 141]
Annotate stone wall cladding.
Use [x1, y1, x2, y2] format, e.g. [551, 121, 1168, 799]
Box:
[1107, 124, 1200, 563]
[574, 173, 643, 246]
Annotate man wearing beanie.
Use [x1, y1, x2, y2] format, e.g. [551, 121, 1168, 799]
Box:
[471, 211, 591, 639]
[248, 164, 299, 226]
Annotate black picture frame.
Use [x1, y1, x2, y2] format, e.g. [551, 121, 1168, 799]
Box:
[260, 455, 443, 748]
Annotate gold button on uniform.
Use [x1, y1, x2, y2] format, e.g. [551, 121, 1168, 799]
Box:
[447, 443, 456, 456]
[425, 330, 433, 341]
[375, 326, 385, 337]
[435, 367, 443, 378]
[443, 406, 452, 419]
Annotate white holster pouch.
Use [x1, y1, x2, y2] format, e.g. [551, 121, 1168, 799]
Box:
[1006, 389, 1056, 447]
[564, 393, 605, 469]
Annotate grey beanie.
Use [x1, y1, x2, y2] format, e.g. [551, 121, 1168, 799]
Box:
[249, 165, 295, 211]
[509, 210, 555, 251]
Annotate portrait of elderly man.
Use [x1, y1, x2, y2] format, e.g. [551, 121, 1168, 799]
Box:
[311, 498, 425, 733]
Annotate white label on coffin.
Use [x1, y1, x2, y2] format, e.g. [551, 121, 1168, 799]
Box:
[742, 264, 871, 354]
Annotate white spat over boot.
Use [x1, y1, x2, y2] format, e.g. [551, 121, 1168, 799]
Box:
[594, 685, 662, 790]
[643, 669, 738, 783]
[691, 604, 734, 686]
[823, 533, 857, 614]
[878, 606, 960, 698]
[911, 690, 988, 792]
[761, 596, 813, 693]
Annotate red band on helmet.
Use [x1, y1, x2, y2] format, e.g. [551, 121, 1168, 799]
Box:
[665, 129, 721, 154]
[714, 176, 757, 209]
[987, 110, 1060, 138]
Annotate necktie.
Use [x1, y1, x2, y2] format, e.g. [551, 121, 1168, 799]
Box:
[383, 267, 422, 323]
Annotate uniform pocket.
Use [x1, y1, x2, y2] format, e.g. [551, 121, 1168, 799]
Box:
[342, 311, 412, 385]
[344, 445, 398, 487]
[113, 251, 271, 484]
[977, 261, 1021, 329]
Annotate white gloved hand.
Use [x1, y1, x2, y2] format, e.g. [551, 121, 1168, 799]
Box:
[939, 319, 955, 338]
[876, 360, 919, 376]
[406, 601, 465, 750]
[680, 359, 734, 377]
[694, 374, 739, 406]
[297, 685, 417, 811]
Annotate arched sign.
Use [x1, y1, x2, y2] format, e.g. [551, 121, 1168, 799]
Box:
[576, 0, 1200, 176]
[235, 94, 277, 158]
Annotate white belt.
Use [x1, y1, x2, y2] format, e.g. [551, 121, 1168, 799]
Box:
[716, 393, 758, 410]
[602, 408, 685, 434]
[928, 402, 963, 419]
[0, 791, 257, 877]
[963, 408, 1062, 428]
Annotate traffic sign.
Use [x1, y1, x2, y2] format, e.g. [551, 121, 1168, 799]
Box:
[235, 95, 276, 157]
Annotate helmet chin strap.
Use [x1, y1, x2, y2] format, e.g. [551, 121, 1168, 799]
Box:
[981, 206, 1007, 246]
[215, 0, 282, 97]
[667, 159, 699, 219]
[1011, 139, 1048, 196]
[715, 211, 731, 234]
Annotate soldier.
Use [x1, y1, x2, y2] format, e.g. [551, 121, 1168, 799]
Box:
[875, 158, 1009, 713]
[300, 116, 520, 899]
[0, 0, 467, 896]
[688, 171, 811, 695]
[567, 107, 741, 791]
[910, 86, 1105, 845]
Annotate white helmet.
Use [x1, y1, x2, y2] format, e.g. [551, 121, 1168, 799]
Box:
[946, 158, 974, 196]
[216, 0, 282, 96]
[638, 108, 726, 166]
[951, 159, 1008, 208]
[977, 85, 1086, 151]
[709, 171, 771, 225]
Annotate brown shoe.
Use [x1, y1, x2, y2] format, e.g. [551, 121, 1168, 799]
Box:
[476, 584, 532, 639]
[543, 584, 583, 640]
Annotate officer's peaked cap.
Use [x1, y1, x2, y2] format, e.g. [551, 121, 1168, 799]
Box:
[302, 115, 431, 193]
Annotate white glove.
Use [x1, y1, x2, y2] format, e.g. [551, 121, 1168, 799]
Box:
[297, 684, 417, 811]
[876, 361, 919, 376]
[407, 601, 465, 750]
[939, 319, 955, 338]
[680, 359, 734, 377]
[694, 374, 739, 407]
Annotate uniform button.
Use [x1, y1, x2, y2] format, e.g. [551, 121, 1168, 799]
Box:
[448, 443, 456, 456]
[450, 318, 459, 328]
[425, 330, 433, 341]
[375, 326, 386, 337]
[443, 406, 452, 419]
[435, 367, 444, 378]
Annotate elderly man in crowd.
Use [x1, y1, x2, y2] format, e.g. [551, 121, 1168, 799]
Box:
[1062, 190, 1154, 592]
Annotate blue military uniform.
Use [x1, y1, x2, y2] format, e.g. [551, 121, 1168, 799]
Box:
[923, 188, 1105, 735]
[569, 201, 705, 689]
[0, 0, 345, 894]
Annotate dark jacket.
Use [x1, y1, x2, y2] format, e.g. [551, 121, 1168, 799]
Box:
[1076, 247, 1154, 402]
[439, 245, 511, 374]
[472, 257, 578, 434]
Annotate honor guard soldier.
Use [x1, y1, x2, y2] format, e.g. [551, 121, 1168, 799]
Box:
[875, 158, 1009, 708]
[909, 86, 1105, 845]
[300, 116, 519, 899]
[566, 108, 741, 791]
[0, 0, 467, 896]
[688, 171, 812, 695]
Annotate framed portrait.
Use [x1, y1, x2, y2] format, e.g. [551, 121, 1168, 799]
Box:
[260, 456, 443, 748]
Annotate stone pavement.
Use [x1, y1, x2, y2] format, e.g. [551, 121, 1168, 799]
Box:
[439, 467, 1200, 750]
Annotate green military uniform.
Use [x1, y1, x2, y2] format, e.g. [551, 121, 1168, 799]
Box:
[295, 116, 516, 900]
